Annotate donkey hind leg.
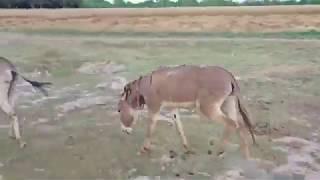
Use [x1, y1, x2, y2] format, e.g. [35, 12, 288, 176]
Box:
[199, 97, 240, 157]
[1, 101, 26, 148]
[8, 120, 15, 139]
[213, 96, 239, 157]
[215, 96, 239, 155]
[238, 125, 251, 159]
[8, 79, 18, 140]
[222, 96, 251, 159]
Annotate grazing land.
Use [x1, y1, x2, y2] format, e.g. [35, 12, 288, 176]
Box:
[0, 6, 320, 180]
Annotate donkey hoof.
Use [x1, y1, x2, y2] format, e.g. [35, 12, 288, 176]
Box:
[19, 142, 27, 148]
[185, 149, 196, 155]
[139, 146, 151, 154]
[217, 150, 225, 158]
[235, 123, 240, 129]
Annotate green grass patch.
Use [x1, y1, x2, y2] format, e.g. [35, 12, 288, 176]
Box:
[2, 29, 320, 39]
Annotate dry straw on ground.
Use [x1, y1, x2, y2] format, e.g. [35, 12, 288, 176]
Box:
[1, 5, 320, 32]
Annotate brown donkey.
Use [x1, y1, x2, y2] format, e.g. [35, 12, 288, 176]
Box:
[117, 65, 256, 159]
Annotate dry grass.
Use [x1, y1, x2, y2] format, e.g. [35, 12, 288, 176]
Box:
[1, 5, 320, 33]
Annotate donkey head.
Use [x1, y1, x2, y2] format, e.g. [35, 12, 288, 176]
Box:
[117, 77, 145, 134]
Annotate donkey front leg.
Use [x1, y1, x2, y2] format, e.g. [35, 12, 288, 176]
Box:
[140, 112, 159, 154]
[171, 109, 189, 150]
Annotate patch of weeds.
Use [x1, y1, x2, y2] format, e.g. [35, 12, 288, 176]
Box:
[4, 29, 320, 39]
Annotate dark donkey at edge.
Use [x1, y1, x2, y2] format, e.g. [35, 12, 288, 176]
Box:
[117, 65, 256, 159]
[0, 57, 51, 148]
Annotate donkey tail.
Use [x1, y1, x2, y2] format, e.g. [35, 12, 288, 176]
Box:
[21, 76, 52, 96]
[237, 96, 257, 145]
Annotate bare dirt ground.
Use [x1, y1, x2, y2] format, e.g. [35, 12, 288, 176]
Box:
[1, 5, 320, 32]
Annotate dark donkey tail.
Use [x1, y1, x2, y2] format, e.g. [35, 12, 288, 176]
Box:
[237, 96, 257, 145]
[21, 76, 52, 96]
[228, 70, 256, 145]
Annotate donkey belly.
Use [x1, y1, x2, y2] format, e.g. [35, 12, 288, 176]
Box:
[161, 101, 196, 109]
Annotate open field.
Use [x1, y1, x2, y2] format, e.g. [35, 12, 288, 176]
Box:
[0, 30, 319, 179]
[1, 5, 320, 33]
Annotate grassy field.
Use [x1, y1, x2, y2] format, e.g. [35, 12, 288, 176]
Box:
[0, 6, 319, 180]
[0, 30, 319, 179]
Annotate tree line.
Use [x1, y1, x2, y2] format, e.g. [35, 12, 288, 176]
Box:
[0, 0, 320, 8]
[0, 0, 82, 8]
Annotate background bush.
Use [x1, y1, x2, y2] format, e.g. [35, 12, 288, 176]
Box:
[1, 0, 320, 8]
